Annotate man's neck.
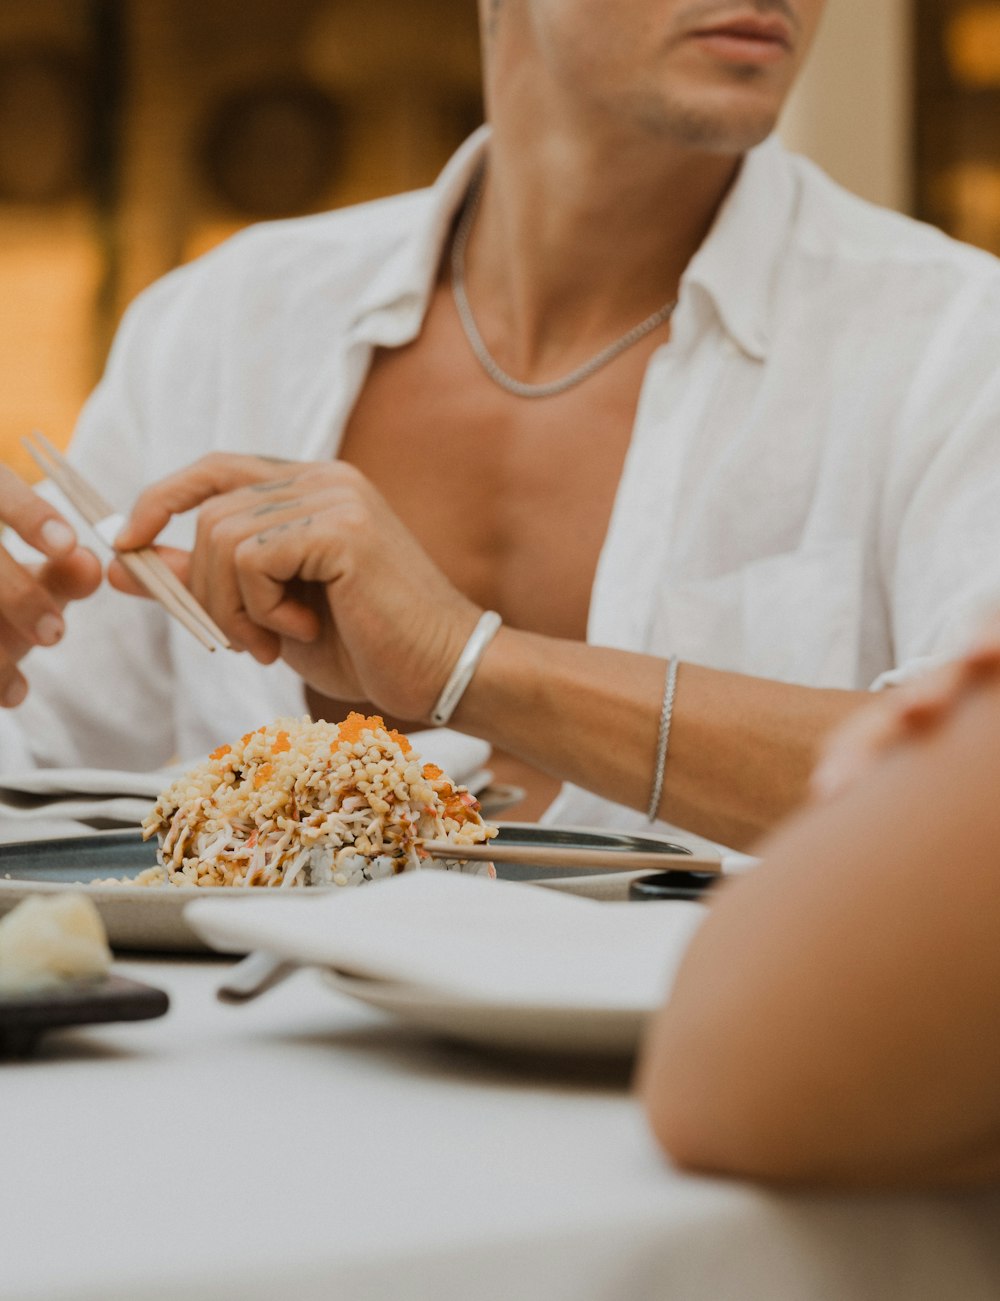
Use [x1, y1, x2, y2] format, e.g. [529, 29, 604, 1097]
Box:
[460, 110, 742, 382]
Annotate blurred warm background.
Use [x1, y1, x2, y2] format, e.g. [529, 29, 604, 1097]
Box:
[0, 0, 481, 480]
[1, 0, 999, 479]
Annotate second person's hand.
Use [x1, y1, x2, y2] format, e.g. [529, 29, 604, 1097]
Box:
[0, 464, 102, 707]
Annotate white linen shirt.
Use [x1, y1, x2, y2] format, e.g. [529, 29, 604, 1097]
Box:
[6, 127, 1000, 832]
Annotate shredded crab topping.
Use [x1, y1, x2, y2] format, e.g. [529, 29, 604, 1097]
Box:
[131, 714, 497, 890]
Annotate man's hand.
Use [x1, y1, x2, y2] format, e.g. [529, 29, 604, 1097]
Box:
[110, 454, 481, 720]
[811, 616, 1000, 802]
[0, 465, 102, 708]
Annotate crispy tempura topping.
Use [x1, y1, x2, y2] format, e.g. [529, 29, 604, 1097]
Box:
[137, 715, 496, 889]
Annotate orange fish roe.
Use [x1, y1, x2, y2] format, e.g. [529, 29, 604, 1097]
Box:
[272, 731, 291, 755]
[209, 744, 232, 761]
[336, 712, 383, 746]
[336, 711, 412, 755]
[422, 763, 444, 781]
[253, 763, 274, 790]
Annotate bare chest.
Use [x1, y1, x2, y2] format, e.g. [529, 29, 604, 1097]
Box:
[338, 286, 659, 641]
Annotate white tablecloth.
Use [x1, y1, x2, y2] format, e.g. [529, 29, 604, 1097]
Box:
[3, 959, 1000, 1301]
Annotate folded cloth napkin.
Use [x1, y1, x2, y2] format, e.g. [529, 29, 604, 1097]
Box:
[0, 730, 491, 842]
[0, 768, 170, 841]
[186, 871, 706, 1013]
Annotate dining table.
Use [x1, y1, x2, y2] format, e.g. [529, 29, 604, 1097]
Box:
[2, 792, 999, 1301]
[5, 943, 1000, 1301]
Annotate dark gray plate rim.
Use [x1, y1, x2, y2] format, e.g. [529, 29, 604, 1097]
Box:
[0, 823, 692, 887]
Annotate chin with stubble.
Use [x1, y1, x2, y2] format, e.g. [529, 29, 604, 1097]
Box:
[481, 0, 825, 157]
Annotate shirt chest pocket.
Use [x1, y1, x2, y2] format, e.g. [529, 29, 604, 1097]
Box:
[649, 541, 864, 688]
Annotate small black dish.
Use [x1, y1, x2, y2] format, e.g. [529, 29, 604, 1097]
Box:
[628, 870, 720, 903]
[0, 974, 169, 1059]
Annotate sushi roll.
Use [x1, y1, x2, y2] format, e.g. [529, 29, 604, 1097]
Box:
[135, 713, 497, 888]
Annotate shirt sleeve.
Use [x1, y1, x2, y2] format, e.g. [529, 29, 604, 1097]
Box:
[879, 282, 1000, 685]
[0, 292, 182, 774]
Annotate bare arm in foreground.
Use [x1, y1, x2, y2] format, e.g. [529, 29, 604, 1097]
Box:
[110, 455, 866, 848]
[637, 667, 1000, 1189]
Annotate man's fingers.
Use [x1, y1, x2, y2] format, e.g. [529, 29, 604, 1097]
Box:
[106, 557, 148, 598]
[189, 491, 336, 655]
[0, 528, 99, 700]
[108, 542, 275, 658]
[36, 548, 103, 605]
[0, 610, 34, 669]
[115, 454, 303, 550]
[0, 464, 78, 557]
[249, 593, 321, 643]
[233, 531, 324, 642]
[0, 665, 28, 709]
[0, 610, 33, 708]
[0, 546, 67, 647]
[107, 546, 190, 598]
[227, 615, 283, 664]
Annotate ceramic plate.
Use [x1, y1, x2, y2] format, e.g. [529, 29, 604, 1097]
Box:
[323, 968, 649, 1057]
[0, 825, 698, 954]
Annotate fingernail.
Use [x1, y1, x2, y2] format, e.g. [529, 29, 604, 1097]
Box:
[35, 614, 64, 646]
[2, 680, 26, 708]
[40, 519, 76, 554]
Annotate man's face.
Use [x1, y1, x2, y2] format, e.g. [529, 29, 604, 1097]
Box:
[494, 0, 827, 154]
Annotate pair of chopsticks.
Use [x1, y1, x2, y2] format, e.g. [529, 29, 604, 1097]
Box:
[420, 841, 722, 873]
[23, 431, 230, 653]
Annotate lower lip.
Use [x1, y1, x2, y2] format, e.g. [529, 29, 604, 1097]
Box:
[690, 31, 791, 65]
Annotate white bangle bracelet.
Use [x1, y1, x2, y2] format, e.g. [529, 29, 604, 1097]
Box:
[647, 655, 679, 823]
[430, 610, 503, 727]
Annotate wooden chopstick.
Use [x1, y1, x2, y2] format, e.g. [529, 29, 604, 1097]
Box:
[421, 840, 722, 874]
[30, 437, 223, 654]
[23, 433, 220, 652]
[22, 432, 231, 652]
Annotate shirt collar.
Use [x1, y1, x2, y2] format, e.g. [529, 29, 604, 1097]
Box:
[349, 126, 490, 343]
[351, 127, 795, 362]
[680, 135, 797, 362]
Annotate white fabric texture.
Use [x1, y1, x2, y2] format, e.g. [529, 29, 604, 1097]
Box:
[4, 956, 1000, 1301]
[4, 128, 1000, 834]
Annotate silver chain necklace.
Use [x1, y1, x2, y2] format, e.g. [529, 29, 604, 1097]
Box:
[450, 170, 677, 400]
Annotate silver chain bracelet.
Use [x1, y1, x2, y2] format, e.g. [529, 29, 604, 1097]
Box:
[647, 656, 680, 822]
